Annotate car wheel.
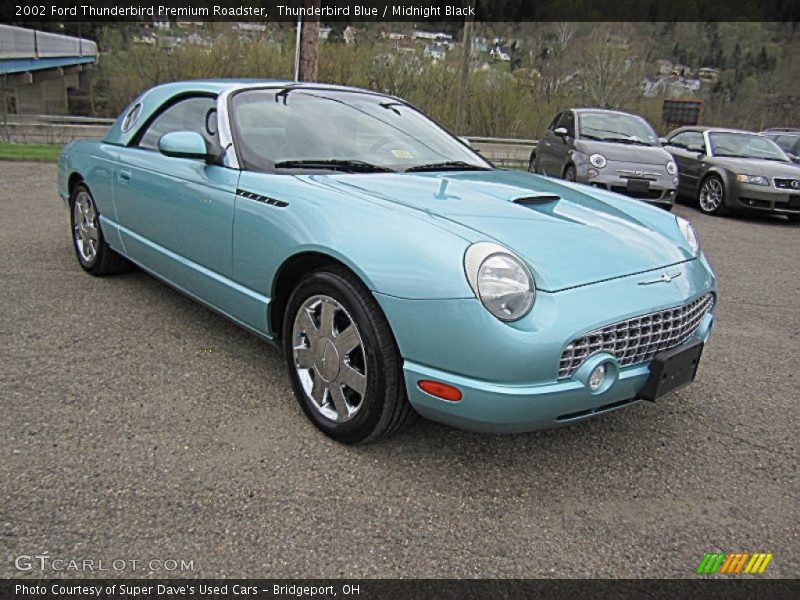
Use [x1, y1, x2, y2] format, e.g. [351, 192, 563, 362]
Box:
[283, 266, 416, 444]
[697, 175, 729, 216]
[787, 214, 800, 224]
[528, 152, 537, 173]
[563, 164, 577, 182]
[70, 184, 131, 276]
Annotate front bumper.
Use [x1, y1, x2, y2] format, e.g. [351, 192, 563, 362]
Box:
[575, 160, 677, 206]
[375, 257, 716, 433]
[730, 181, 800, 216]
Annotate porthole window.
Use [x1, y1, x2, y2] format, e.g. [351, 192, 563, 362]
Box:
[121, 103, 142, 133]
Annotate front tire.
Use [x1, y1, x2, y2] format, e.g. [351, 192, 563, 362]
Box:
[563, 164, 577, 182]
[282, 266, 415, 444]
[528, 151, 537, 173]
[70, 184, 130, 276]
[697, 175, 729, 216]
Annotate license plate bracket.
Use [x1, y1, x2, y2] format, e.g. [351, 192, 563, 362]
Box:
[626, 179, 650, 193]
[638, 340, 704, 401]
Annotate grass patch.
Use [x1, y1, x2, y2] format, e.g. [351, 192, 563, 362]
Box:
[0, 142, 62, 162]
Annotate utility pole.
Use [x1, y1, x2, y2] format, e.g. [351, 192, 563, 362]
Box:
[456, 14, 474, 134]
[297, 0, 320, 82]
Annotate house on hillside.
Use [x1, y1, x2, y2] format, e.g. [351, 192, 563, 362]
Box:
[491, 46, 512, 62]
[656, 59, 673, 75]
[424, 44, 446, 61]
[699, 67, 720, 81]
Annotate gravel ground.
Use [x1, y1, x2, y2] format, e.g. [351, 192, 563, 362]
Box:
[1, 162, 797, 579]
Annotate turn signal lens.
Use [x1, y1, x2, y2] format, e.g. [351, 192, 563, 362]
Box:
[418, 380, 462, 402]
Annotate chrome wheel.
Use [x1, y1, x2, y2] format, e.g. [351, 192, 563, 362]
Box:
[291, 295, 368, 423]
[73, 191, 99, 265]
[699, 178, 724, 213]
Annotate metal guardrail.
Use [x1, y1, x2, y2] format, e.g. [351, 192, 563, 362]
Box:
[0, 24, 97, 60]
[1, 115, 537, 168]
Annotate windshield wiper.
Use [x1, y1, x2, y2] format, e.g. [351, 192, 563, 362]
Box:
[274, 159, 393, 173]
[405, 161, 491, 173]
[603, 136, 650, 146]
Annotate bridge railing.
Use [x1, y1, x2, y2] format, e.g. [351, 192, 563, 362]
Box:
[0, 24, 97, 60]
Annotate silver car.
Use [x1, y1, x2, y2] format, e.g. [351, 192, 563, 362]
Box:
[529, 109, 679, 210]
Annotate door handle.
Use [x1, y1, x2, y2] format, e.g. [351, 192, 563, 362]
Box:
[118, 169, 131, 184]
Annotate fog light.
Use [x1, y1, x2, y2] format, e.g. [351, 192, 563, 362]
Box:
[587, 168, 599, 178]
[673, 176, 679, 186]
[588, 365, 606, 391]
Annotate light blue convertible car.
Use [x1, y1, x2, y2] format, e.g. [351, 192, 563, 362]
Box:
[58, 80, 716, 443]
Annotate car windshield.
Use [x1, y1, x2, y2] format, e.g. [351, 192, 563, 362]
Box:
[709, 132, 790, 162]
[230, 88, 491, 173]
[578, 112, 659, 146]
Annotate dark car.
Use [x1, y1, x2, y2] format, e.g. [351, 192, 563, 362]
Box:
[664, 126, 800, 222]
[760, 128, 800, 164]
[529, 109, 678, 209]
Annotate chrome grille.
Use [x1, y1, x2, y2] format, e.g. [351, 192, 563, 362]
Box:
[558, 293, 714, 379]
[773, 177, 800, 190]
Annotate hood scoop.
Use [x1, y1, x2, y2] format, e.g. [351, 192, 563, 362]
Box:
[512, 195, 561, 205]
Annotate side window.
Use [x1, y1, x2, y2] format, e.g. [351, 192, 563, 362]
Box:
[667, 132, 689, 149]
[136, 96, 217, 151]
[684, 132, 706, 153]
[774, 135, 796, 154]
[560, 111, 575, 137]
[669, 131, 704, 152]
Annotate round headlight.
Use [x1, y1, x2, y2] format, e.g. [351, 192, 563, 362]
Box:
[589, 153, 607, 169]
[464, 243, 535, 322]
[676, 216, 699, 254]
[666, 160, 678, 175]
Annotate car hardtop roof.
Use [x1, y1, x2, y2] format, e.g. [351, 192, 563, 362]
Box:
[104, 79, 391, 146]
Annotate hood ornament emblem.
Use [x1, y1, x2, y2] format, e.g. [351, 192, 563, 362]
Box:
[639, 271, 682, 285]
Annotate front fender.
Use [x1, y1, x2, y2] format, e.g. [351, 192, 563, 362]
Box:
[232, 171, 475, 303]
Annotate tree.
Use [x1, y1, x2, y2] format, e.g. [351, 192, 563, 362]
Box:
[298, 0, 321, 81]
[575, 28, 645, 109]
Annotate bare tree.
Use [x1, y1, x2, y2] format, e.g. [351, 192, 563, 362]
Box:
[575, 28, 645, 109]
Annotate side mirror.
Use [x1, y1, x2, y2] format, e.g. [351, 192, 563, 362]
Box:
[158, 131, 209, 160]
[459, 136, 472, 147]
[554, 127, 568, 137]
[659, 137, 668, 146]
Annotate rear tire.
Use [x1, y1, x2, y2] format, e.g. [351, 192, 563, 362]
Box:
[70, 184, 131, 276]
[282, 266, 416, 444]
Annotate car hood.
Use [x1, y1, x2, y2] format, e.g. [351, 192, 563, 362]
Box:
[575, 139, 672, 165]
[709, 156, 800, 178]
[305, 170, 690, 292]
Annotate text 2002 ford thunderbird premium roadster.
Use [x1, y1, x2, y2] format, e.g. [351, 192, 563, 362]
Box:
[59, 80, 717, 443]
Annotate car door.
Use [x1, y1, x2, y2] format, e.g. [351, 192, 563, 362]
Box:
[112, 95, 241, 309]
[551, 110, 576, 178]
[665, 131, 707, 195]
[537, 113, 562, 176]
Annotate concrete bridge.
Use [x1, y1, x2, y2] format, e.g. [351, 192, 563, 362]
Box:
[1, 24, 97, 114]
